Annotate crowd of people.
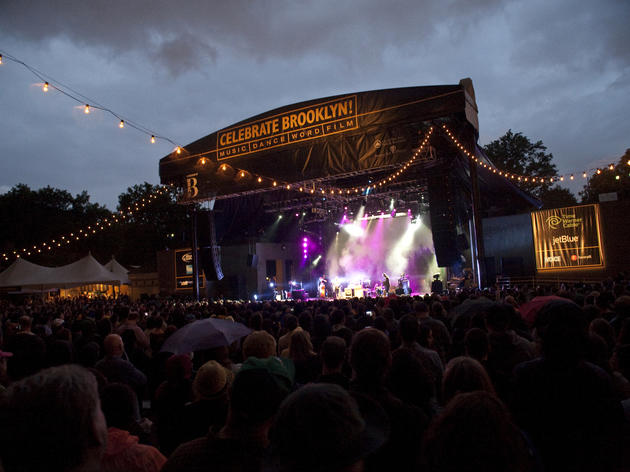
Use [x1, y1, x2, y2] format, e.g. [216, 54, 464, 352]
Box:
[1, 275, 629, 471]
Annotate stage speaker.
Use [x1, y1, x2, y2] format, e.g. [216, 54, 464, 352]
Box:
[456, 233, 469, 251]
[266, 260, 277, 277]
[428, 172, 460, 267]
[247, 254, 258, 267]
[197, 210, 224, 281]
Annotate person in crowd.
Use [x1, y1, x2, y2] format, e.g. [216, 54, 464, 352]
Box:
[485, 303, 534, 402]
[396, 314, 443, 397]
[267, 383, 387, 472]
[116, 309, 149, 350]
[243, 329, 277, 360]
[512, 300, 624, 471]
[464, 327, 489, 363]
[100, 382, 166, 472]
[413, 300, 451, 362]
[277, 314, 298, 353]
[0, 364, 108, 472]
[388, 347, 437, 418]
[442, 356, 496, 405]
[421, 391, 535, 472]
[162, 356, 294, 472]
[178, 360, 233, 443]
[0, 349, 12, 394]
[153, 353, 194, 455]
[349, 327, 428, 471]
[316, 335, 349, 389]
[95, 333, 147, 391]
[3, 327, 47, 382]
[283, 328, 320, 385]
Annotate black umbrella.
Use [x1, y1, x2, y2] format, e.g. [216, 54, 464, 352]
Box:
[161, 317, 252, 355]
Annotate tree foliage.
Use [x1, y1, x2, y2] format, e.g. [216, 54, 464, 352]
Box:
[483, 130, 576, 208]
[0, 182, 192, 270]
[580, 149, 630, 203]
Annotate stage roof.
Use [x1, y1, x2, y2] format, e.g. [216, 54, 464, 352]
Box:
[160, 80, 479, 202]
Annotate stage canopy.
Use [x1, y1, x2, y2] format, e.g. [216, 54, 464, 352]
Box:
[0, 253, 127, 290]
[159, 79, 539, 274]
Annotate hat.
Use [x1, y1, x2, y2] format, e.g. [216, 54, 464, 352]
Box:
[269, 383, 388, 471]
[238, 356, 295, 391]
[193, 360, 233, 400]
[433, 274, 440, 279]
[0, 350, 13, 358]
[230, 357, 295, 424]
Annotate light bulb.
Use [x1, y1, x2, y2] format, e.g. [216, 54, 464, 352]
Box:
[151, 135, 156, 144]
[84, 104, 90, 114]
[43, 82, 49, 92]
[176, 146, 182, 154]
[119, 120, 124, 128]
[0, 54, 3, 64]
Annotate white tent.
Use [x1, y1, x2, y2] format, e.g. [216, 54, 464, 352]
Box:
[104, 257, 130, 285]
[0, 253, 126, 289]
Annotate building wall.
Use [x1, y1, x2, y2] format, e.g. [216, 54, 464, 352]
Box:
[482, 212, 536, 279]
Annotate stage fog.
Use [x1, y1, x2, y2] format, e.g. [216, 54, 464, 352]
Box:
[325, 209, 439, 294]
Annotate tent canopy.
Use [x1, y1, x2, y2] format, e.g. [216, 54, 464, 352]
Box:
[0, 254, 127, 289]
[104, 257, 130, 285]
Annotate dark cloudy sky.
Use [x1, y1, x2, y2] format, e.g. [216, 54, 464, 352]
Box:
[1, 0, 628, 209]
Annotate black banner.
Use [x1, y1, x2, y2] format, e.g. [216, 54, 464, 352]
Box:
[159, 81, 478, 201]
[531, 204, 604, 270]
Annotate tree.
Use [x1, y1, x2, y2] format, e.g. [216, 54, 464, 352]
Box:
[0, 182, 192, 270]
[537, 186, 577, 209]
[114, 182, 193, 270]
[0, 184, 111, 265]
[580, 149, 630, 203]
[483, 130, 578, 208]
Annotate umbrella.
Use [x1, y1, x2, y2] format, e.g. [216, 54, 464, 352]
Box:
[519, 295, 569, 326]
[161, 317, 252, 355]
[450, 297, 497, 328]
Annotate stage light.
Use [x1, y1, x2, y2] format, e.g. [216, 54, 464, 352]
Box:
[303, 237, 307, 242]
[616, 175, 620, 180]
[278, 214, 283, 219]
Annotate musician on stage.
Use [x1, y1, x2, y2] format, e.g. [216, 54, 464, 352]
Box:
[431, 274, 443, 294]
[382, 273, 390, 295]
[318, 275, 327, 298]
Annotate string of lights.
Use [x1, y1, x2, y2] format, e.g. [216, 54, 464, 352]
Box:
[0, 50, 181, 149]
[1, 186, 172, 263]
[188, 127, 435, 198]
[440, 124, 630, 184]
